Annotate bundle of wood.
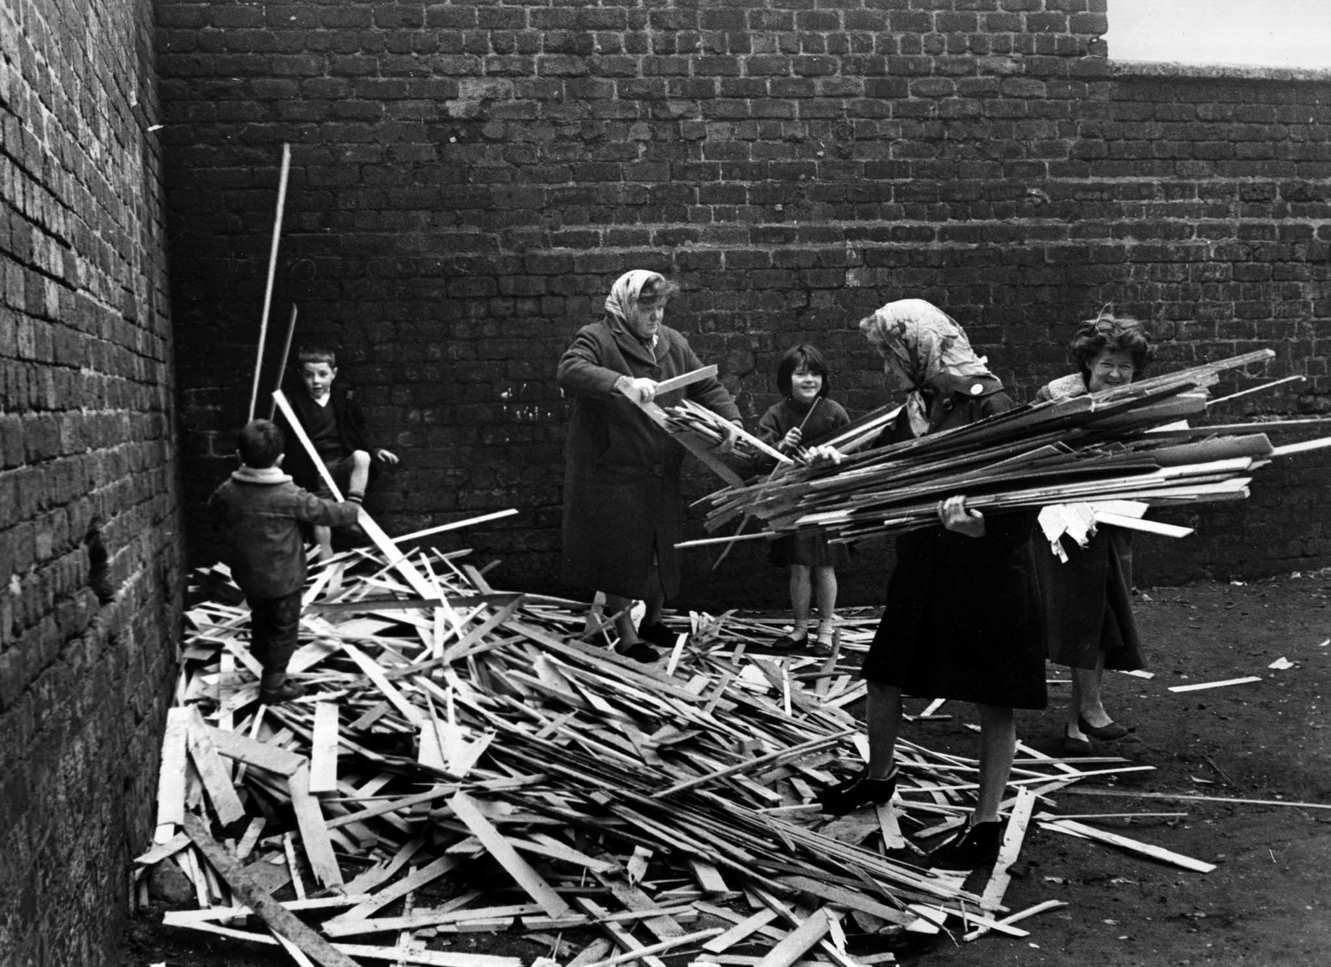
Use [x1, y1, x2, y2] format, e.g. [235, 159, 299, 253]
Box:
[136, 539, 1218, 966]
[697, 349, 1331, 546]
[662, 398, 788, 468]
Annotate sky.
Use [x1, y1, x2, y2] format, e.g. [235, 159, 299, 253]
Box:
[1106, 0, 1331, 69]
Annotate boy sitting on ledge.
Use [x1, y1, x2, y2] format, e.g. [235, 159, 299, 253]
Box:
[276, 345, 399, 558]
[209, 419, 360, 704]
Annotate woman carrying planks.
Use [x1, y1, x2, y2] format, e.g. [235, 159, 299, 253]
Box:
[1037, 310, 1155, 755]
[812, 298, 1046, 872]
[557, 269, 741, 663]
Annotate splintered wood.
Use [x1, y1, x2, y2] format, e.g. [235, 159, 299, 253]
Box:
[142, 546, 1213, 966]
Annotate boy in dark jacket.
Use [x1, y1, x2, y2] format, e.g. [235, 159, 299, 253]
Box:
[276, 345, 399, 558]
[209, 419, 361, 703]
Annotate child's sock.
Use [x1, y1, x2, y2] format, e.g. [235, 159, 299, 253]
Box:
[347, 491, 364, 504]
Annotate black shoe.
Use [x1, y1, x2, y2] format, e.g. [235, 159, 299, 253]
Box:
[929, 821, 1002, 871]
[620, 640, 660, 663]
[637, 621, 678, 650]
[768, 633, 809, 652]
[1078, 715, 1131, 740]
[260, 680, 304, 704]
[818, 767, 898, 815]
[1062, 731, 1093, 756]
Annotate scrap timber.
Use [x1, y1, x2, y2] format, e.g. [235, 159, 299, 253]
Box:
[692, 350, 1331, 546]
[139, 533, 1220, 966]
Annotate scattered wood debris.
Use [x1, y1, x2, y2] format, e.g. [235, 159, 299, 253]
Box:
[139, 538, 1218, 966]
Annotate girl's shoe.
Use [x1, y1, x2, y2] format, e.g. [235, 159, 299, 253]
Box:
[818, 767, 899, 815]
[637, 621, 679, 650]
[769, 632, 809, 651]
[1078, 715, 1131, 740]
[929, 821, 1003, 870]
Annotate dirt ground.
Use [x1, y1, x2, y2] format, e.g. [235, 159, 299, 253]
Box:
[121, 570, 1331, 966]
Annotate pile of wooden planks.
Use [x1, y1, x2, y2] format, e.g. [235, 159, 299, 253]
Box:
[136, 534, 1224, 966]
[694, 350, 1331, 547]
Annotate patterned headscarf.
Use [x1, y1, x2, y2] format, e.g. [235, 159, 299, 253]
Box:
[604, 269, 662, 326]
[859, 298, 994, 436]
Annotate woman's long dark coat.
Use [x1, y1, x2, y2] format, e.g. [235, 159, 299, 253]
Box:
[557, 316, 740, 600]
[862, 375, 1048, 710]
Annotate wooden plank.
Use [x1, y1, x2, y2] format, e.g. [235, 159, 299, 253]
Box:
[342, 642, 426, 726]
[979, 787, 1035, 914]
[185, 708, 247, 827]
[701, 909, 780, 954]
[205, 724, 305, 776]
[182, 813, 359, 967]
[154, 707, 191, 842]
[963, 899, 1068, 943]
[1036, 814, 1216, 873]
[776, 876, 913, 927]
[652, 364, 718, 397]
[309, 702, 340, 794]
[330, 944, 520, 967]
[753, 908, 832, 967]
[448, 791, 571, 918]
[330, 854, 462, 925]
[578, 899, 668, 967]
[575, 926, 725, 967]
[1167, 676, 1262, 693]
[288, 765, 344, 888]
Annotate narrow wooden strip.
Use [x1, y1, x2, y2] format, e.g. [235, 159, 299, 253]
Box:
[133, 832, 190, 866]
[330, 854, 461, 924]
[392, 509, 520, 543]
[1061, 787, 1331, 811]
[578, 926, 725, 967]
[979, 787, 1036, 915]
[289, 765, 344, 888]
[776, 876, 913, 928]
[578, 899, 668, 967]
[754, 908, 832, 967]
[182, 813, 358, 967]
[308, 702, 340, 794]
[448, 791, 572, 918]
[653, 364, 718, 397]
[1036, 815, 1216, 873]
[342, 642, 426, 726]
[205, 724, 305, 776]
[962, 899, 1068, 943]
[185, 708, 247, 827]
[653, 729, 855, 798]
[154, 707, 191, 841]
[1167, 676, 1262, 693]
[330, 943, 520, 967]
[701, 909, 780, 954]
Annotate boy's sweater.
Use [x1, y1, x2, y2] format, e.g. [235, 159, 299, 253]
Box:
[209, 465, 359, 598]
[277, 384, 377, 492]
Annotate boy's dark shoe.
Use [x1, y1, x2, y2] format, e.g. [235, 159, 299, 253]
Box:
[928, 820, 1003, 871]
[260, 680, 305, 704]
[637, 621, 678, 650]
[818, 767, 898, 815]
[619, 640, 660, 664]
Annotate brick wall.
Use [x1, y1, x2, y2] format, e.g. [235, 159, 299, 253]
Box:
[0, 1, 180, 964]
[155, 0, 1331, 609]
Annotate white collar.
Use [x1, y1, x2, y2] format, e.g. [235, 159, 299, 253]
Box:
[231, 465, 292, 485]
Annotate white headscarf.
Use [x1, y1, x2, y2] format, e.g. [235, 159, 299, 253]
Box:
[604, 269, 662, 326]
[859, 298, 994, 436]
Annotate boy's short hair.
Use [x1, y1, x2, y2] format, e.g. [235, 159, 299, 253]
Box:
[296, 345, 337, 368]
[776, 343, 832, 399]
[238, 419, 285, 468]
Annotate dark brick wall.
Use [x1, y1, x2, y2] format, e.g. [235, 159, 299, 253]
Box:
[0, 1, 180, 964]
[154, 0, 1331, 609]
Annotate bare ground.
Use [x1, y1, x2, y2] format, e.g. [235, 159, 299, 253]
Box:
[121, 571, 1331, 966]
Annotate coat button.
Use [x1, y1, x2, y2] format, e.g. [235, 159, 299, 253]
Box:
[970, 383, 984, 395]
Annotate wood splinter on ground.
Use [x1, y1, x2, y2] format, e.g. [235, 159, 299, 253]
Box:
[141, 515, 1224, 965]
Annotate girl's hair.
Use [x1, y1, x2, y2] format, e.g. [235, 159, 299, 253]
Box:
[776, 343, 831, 399]
[1069, 307, 1153, 377]
[296, 345, 337, 368]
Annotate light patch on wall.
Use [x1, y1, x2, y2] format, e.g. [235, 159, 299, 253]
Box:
[1107, 0, 1331, 69]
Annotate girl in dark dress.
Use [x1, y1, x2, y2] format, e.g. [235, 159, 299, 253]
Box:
[756, 344, 851, 650]
[1036, 312, 1154, 754]
[815, 299, 1046, 872]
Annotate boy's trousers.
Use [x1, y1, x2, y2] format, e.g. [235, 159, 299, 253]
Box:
[248, 590, 302, 673]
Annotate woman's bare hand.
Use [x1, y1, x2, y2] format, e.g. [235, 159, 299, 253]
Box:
[938, 495, 985, 538]
[781, 426, 803, 450]
[616, 376, 657, 404]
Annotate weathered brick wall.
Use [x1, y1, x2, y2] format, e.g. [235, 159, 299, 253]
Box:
[155, 0, 1331, 609]
[0, 1, 180, 964]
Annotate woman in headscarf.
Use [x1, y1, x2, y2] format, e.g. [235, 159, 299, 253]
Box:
[1037, 311, 1154, 755]
[557, 269, 741, 662]
[815, 299, 1046, 871]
